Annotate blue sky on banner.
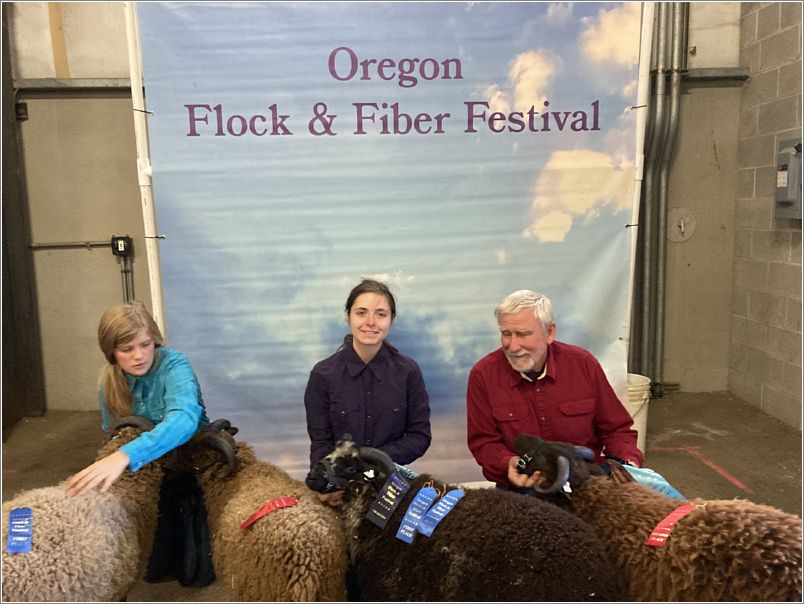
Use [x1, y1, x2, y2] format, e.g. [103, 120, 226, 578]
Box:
[138, 2, 642, 481]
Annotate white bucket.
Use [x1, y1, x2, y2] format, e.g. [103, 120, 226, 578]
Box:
[626, 373, 651, 453]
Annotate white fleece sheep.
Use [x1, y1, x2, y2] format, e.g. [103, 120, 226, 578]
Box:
[2, 426, 162, 602]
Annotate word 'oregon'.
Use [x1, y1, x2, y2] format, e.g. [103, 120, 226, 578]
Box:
[328, 46, 463, 88]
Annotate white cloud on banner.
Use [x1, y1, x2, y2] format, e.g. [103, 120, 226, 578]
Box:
[580, 2, 641, 67]
[546, 3, 574, 26]
[477, 50, 556, 115]
[364, 271, 416, 286]
[510, 50, 556, 111]
[483, 83, 510, 114]
[523, 149, 634, 243]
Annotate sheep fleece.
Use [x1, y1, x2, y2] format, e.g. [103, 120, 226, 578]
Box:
[200, 441, 348, 601]
[572, 478, 803, 602]
[351, 475, 627, 602]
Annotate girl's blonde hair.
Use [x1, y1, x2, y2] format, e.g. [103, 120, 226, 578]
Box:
[98, 301, 164, 417]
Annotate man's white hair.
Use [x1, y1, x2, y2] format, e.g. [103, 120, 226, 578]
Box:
[494, 290, 555, 333]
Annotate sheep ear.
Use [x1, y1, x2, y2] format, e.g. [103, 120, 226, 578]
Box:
[513, 433, 543, 456]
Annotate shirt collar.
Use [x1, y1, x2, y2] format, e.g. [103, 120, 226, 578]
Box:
[500, 345, 556, 387]
[344, 339, 389, 380]
[521, 363, 548, 382]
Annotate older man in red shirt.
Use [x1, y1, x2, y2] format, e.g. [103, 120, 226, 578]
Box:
[467, 290, 642, 490]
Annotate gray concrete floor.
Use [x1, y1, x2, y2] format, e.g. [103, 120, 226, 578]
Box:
[2, 391, 802, 601]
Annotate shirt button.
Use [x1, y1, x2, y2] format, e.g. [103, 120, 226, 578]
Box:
[540, 416, 546, 421]
[508, 412, 513, 417]
[340, 411, 346, 416]
[367, 415, 372, 420]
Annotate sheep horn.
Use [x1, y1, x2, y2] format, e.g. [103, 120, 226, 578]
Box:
[574, 445, 596, 461]
[207, 418, 239, 437]
[201, 431, 238, 478]
[357, 447, 397, 477]
[531, 455, 570, 495]
[109, 415, 154, 437]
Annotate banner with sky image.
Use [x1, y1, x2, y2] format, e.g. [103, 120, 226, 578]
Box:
[137, 1, 643, 482]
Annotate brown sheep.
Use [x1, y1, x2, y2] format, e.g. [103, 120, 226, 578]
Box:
[514, 433, 803, 602]
[190, 424, 348, 601]
[1, 424, 162, 602]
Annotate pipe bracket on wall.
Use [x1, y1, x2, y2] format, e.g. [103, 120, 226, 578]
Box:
[29, 235, 136, 303]
[666, 208, 697, 243]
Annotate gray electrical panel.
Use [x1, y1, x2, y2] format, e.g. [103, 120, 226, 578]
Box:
[775, 138, 802, 220]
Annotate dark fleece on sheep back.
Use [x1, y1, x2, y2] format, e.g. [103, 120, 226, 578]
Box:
[351, 475, 627, 602]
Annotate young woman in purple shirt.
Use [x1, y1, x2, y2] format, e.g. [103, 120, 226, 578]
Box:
[304, 279, 432, 506]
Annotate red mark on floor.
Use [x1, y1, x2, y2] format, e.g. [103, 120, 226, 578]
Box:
[651, 445, 753, 493]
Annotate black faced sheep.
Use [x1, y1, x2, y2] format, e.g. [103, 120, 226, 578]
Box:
[513, 433, 803, 602]
[184, 422, 349, 601]
[304, 435, 628, 602]
[1, 421, 163, 602]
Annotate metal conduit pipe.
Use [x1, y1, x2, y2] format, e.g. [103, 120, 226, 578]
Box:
[627, 1, 656, 373]
[654, 2, 688, 389]
[639, 2, 670, 378]
[630, 7, 659, 374]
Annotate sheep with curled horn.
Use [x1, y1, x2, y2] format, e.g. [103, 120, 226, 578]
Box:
[513, 433, 803, 602]
[304, 434, 628, 602]
[190, 420, 349, 601]
[2, 417, 164, 602]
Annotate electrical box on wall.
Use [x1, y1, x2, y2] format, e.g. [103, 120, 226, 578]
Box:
[775, 138, 802, 220]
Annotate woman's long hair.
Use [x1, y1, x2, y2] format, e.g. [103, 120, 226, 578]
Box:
[97, 301, 164, 417]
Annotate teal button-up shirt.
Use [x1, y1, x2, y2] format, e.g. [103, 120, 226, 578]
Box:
[100, 347, 210, 471]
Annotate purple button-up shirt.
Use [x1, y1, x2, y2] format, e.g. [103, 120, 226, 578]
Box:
[304, 339, 431, 465]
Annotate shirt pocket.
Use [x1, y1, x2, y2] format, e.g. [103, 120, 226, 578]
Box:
[492, 400, 530, 424]
[379, 395, 408, 440]
[557, 397, 596, 443]
[329, 397, 357, 439]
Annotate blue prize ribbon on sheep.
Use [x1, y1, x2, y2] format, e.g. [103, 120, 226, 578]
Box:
[417, 489, 465, 538]
[6, 507, 32, 554]
[366, 470, 410, 529]
[395, 486, 438, 544]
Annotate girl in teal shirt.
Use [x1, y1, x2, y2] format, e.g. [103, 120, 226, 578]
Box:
[67, 301, 210, 496]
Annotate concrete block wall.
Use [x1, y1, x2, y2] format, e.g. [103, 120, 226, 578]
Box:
[731, 2, 802, 428]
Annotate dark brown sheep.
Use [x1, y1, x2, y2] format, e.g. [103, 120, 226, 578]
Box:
[305, 435, 628, 602]
[514, 433, 803, 602]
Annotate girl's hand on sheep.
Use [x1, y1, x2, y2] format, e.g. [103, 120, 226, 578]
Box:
[317, 490, 345, 506]
[507, 456, 544, 488]
[66, 451, 131, 497]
